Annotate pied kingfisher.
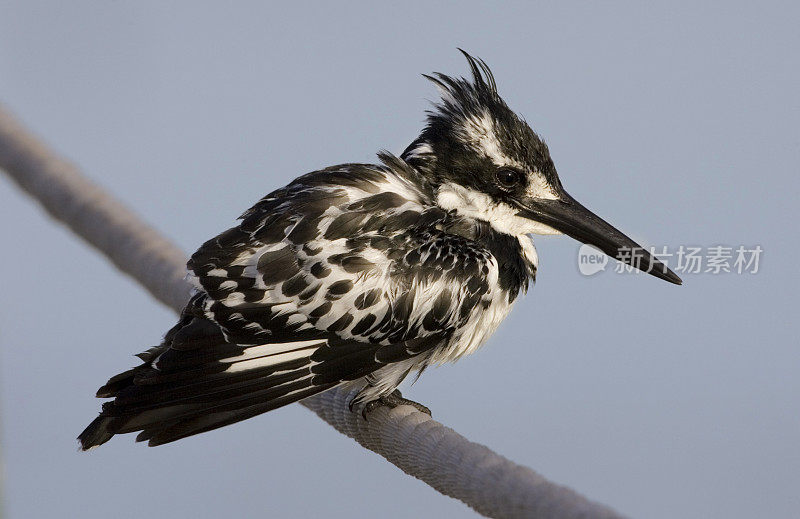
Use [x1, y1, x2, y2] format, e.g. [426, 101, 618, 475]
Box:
[79, 50, 681, 449]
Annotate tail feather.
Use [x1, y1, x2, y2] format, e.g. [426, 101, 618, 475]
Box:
[139, 384, 332, 446]
[78, 416, 116, 451]
[79, 307, 391, 450]
[112, 358, 308, 410]
[114, 368, 314, 433]
[78, 337, 331, 449]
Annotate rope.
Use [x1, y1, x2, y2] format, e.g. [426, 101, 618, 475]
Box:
[0, 104, 626, 519]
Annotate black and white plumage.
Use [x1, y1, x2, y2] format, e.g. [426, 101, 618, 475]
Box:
[79, 51, 680, 449]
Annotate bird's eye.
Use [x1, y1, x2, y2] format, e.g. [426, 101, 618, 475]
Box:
[495, 168, 522, 189]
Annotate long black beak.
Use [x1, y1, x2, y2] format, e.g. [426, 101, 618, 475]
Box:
[517, 192, 682, 285]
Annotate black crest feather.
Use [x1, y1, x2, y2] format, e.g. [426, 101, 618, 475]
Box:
[422, 49, 500, 110]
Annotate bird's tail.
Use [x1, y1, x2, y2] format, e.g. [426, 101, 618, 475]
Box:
[78, 316, 337, 449]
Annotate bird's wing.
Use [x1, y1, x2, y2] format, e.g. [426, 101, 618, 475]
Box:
[192, 163, 496, 347]
[79, 160, 498, 448]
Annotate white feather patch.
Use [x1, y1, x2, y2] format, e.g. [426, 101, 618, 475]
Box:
[436, 183, 561, 236]
[222, 347, 316, 373]
[462, 112, 526, 169]
[218, 340, 324, 363]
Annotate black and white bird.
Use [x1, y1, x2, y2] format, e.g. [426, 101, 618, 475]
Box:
[79, 51, 681, 449]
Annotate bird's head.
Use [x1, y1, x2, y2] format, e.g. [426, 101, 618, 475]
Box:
[401, 50, 681, 285]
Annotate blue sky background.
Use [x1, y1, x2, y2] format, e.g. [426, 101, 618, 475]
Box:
[1, 2, 798, 517]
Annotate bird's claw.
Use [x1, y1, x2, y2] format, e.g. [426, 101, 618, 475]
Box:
[359, 389, 431, 419]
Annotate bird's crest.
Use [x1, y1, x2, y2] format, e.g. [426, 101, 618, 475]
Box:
[423, 49, 499, 108]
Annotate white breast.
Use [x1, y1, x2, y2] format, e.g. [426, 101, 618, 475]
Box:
[428, 254, 517, 364]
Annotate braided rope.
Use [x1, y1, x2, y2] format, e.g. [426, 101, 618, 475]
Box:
[0, 105, 625, 519]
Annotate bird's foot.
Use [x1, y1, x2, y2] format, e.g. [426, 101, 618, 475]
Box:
[361, 389, 431, 419]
